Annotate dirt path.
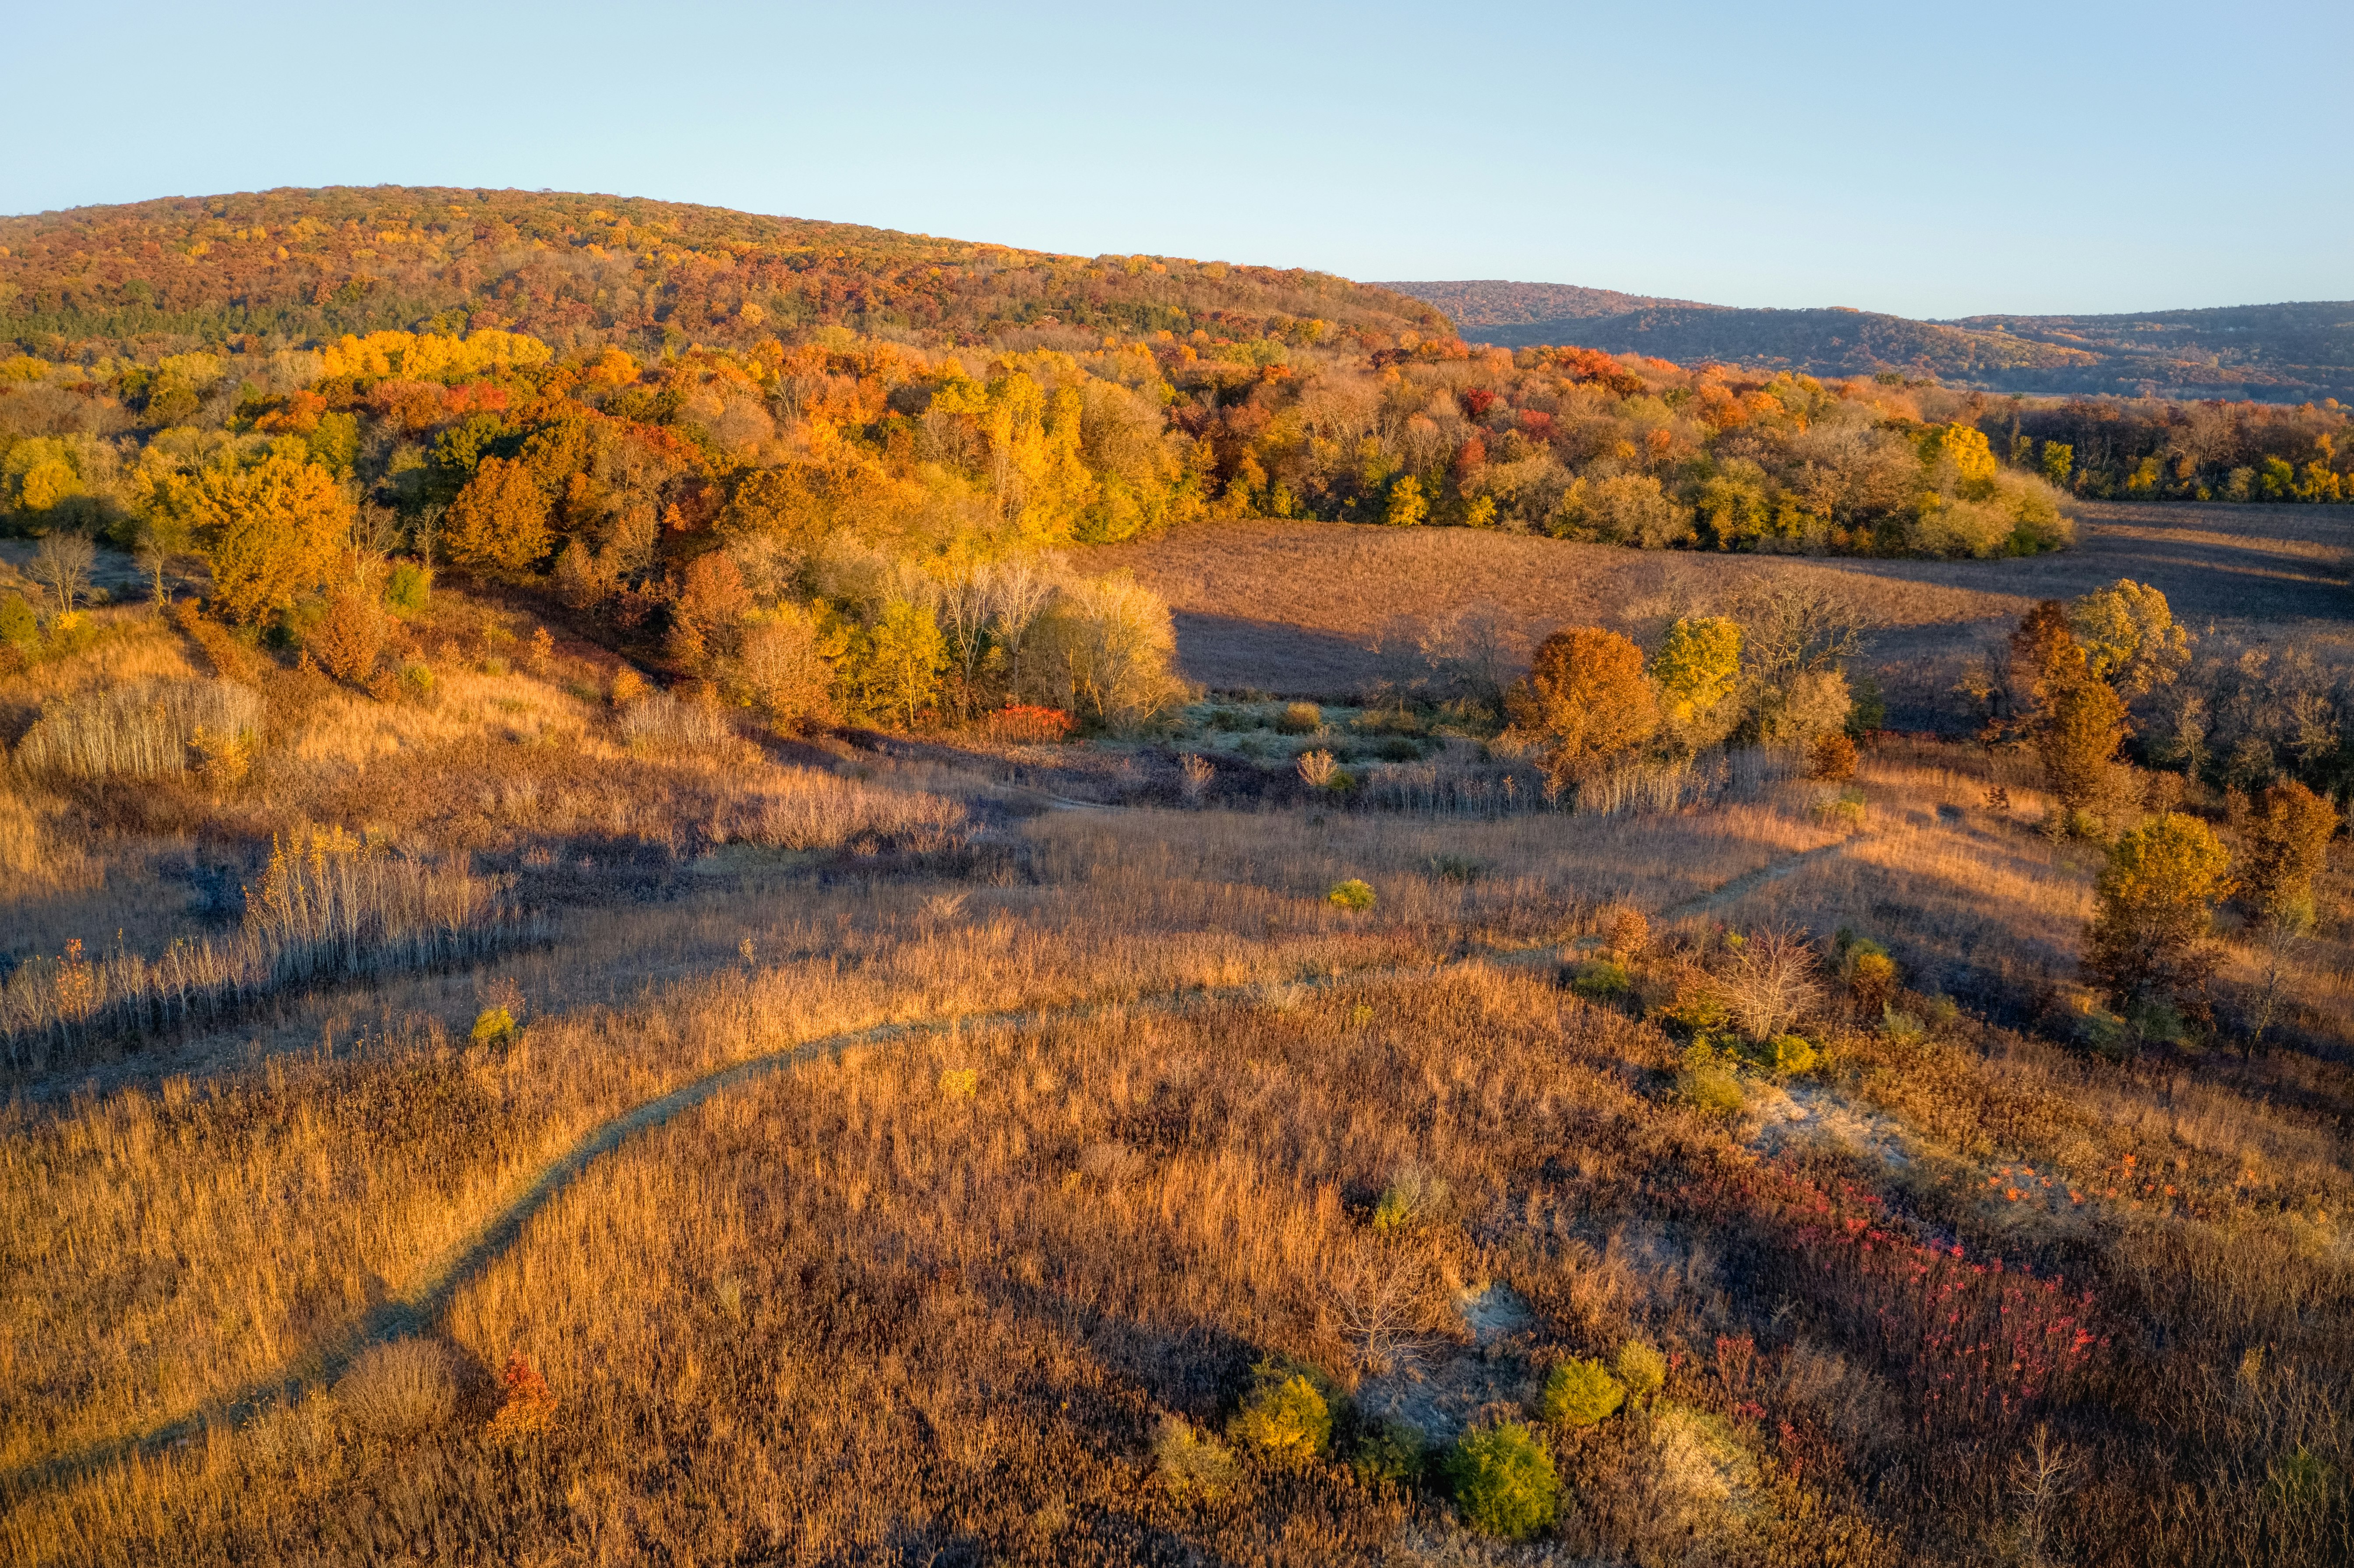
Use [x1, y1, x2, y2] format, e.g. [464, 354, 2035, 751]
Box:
[1652, 836, 1852, 923]
[4, 839, 1838, 1496]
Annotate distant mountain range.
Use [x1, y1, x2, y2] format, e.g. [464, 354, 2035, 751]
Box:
[1380, 280, 2354, 403]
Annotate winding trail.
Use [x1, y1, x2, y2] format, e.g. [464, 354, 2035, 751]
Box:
[6, 832, 1853, 1499]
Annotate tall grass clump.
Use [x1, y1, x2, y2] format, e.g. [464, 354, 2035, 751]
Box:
[0, 825, 545, 1067]
[11, 678, 261, 779]
[618, 690, 731, 751]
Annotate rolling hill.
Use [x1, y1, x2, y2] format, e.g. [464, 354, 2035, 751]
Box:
[0, 186, 1447, 359]
[1384, 279, 2354, 402]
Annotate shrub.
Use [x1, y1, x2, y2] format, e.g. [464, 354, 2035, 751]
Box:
[398, 662, 435, 701]
[1371, 1168, 1449, 1232]
[1227, 1361, 1331, 1465]
[1327, 878, 1376, 911]
[1444, 1419, 1559, 1540]
[1657, 988, 1733, 1046]
[1811, 786, 1867, 829]
[1428, 853, 1486, 883]
[484, 1351, 558, 1440]
[1607, 906, 1650, 960]
[984, 703, 1074, 745]
[1678, 1057, 1747, 1117]
[384, 561, 431, 614]
[611, 668, 649, 706]
[1615, 1341, 1667, 1401]
[1540, 1357, 1626, 1428]
[0, 593, 35, 649]
[1297, 748, 1342, 789]
[1807, 731, 1858, 782]
[1153, 1415, 1238, 1499]
[335, 1339, 456, 1439]
[1762, 1034, 1818, 1076]
[1350, 1416, 1424, 1486]
[309, 588, 386, 684]
[1571, 960, 1632, 1000]
[1276, 701, 1323, 735]
[471, 1005, 517, 1045]
[1844, 938, 1898, 1010]
[938, 1068, 978, 1101]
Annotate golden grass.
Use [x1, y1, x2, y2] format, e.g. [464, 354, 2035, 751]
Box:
[1086, 502, 2354, 718]
[7, 584, 2354, 1566]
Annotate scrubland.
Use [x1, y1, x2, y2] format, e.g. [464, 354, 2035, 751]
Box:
[6, 564, 2354, 1568]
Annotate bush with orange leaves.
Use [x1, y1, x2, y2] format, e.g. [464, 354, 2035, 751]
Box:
[1504, 625, 1658, 788]
[484, 1350, 558, 1440]
[983, 704, 1075, 746]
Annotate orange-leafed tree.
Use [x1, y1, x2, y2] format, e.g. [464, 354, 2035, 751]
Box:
[667, 551, 754, 670]
[443, 456, 552, 570]
[1507, 626, 1658, 786]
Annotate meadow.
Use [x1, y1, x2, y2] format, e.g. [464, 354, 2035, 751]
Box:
[1092, 500, 2354, 730]
[3, 525, 2353, 1568]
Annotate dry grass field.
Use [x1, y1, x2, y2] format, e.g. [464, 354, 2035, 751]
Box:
[1088, 501, 2354, 727]
[4, 560, 2353, 1567]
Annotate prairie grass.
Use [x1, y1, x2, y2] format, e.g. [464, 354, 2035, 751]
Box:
[1089, 502, 2354, 723]
[12, 677, 262, 780]
[6, 578, 2354, 1566]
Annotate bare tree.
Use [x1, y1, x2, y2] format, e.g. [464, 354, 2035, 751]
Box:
[1323, 1241, 1447, 1374]
[1720, 927, 1824, 1039]
[2008, 1423, 2073, 1568]
[349, 503, 403, 585]
[934, 561, 995, 719]
[1731, 582, 1871, 687]
[133, 524, 176, 609]
[31, 531, 96, 617]
[412, 503, 444, 574]
[986, 557, 1058, 701]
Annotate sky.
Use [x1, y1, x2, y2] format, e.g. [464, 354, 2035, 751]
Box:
[5, 0, 2347, 320]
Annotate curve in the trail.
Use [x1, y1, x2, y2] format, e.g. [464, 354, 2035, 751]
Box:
[6, 834, 1850, 1497]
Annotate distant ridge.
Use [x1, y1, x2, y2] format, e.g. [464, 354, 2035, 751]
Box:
[1383, 279, 2354, 402]
[1371, 279, 1715, 325]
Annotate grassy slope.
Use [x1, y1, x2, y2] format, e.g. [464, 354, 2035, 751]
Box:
[1086, 499, 2354, 727]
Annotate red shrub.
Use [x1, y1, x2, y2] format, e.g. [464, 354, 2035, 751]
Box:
[985, 704, 1074, 745]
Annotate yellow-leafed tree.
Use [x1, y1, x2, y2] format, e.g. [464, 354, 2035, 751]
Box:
[444, 456, 553, 569]
[159, 451, 350, 622]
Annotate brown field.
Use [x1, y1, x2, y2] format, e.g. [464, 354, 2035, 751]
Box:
[5, 567, 2354, 1567]
[1087, 501, 2354, 727]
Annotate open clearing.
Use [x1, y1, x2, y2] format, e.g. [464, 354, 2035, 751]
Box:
[1089, 500, 2354, 726]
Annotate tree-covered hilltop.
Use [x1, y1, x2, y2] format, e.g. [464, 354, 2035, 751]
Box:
[0, 187, 1443, 358]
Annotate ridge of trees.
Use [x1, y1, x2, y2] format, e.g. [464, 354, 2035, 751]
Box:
[1396, 280, 2354, 405]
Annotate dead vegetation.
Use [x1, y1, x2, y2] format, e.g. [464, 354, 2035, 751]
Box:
[3, 564, 2353, 1567]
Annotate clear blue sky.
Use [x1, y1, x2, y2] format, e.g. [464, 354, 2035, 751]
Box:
[7, 0, 2346, 319]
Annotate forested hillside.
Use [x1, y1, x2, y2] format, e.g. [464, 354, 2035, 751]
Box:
[0, 187, 1443, 358]
[4, 186, 2350, 726]
[1396, 280, 2354, 403]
